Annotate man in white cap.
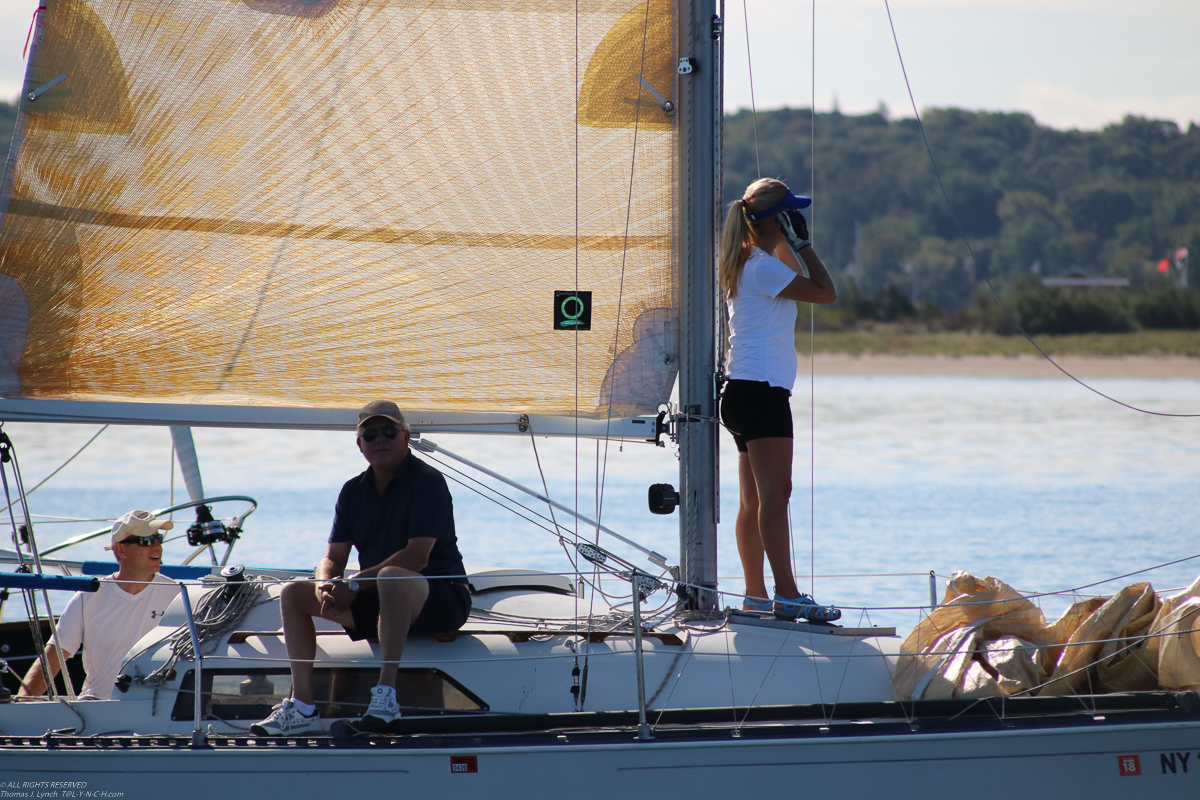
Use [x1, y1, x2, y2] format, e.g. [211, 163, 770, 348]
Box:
[19, 509, 180, 700]
[253, 399, 470, 735]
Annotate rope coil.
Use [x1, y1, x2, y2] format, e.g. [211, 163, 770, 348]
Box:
[132, 580, 266, 688]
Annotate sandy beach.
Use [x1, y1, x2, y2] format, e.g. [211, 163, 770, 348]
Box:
[808, 353, 1200, 379]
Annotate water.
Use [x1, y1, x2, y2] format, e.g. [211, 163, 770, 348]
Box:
[4, 375, 1198, 634]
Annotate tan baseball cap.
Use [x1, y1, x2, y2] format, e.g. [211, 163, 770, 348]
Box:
[357, 399, 406, 429]
[106, 509, 173, 549]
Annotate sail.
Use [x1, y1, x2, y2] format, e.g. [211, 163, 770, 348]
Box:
[0, 0, 680, 424]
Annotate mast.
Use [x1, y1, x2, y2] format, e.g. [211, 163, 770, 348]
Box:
[676, 0, 722, 610]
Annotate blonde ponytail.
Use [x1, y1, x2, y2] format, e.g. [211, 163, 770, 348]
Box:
[718, 178, 789, 299]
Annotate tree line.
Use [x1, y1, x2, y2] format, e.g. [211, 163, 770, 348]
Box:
[724, 106, 1200, 330]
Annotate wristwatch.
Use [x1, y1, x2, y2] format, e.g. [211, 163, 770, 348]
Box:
[347, 577, 360, 592]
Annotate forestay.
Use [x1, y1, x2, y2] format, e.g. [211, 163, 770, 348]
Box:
[0, 0, 680, 424]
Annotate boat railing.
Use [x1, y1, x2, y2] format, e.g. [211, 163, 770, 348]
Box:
[176, 581, 205, 746]
[6, 569, 1200, 738]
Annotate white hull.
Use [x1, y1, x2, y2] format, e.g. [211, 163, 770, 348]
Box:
[2, 718, 1198, 798]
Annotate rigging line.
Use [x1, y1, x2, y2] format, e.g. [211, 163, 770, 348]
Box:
[0, 425, 108, 516]
[718, 571, 933, 579]
[573, 0, 583, 657]
[736, 622, 798, 731]
[741, 0, 761, 177]
[422, 450, 572, 543]
[947, 602, 1200, 712]
[416, 459, 608, 599]
[915, 551, 1200, 611]
[829, 607, 867, 713]
[583, 0, 654, 680]
[722, 614, 739, 725]
[168, 438, 175, 522]
[881, 0, 1199, 419]
[517, 427, 593, 583]
[0, 439, 74, 700]
[716, 0, 729, 383]
[809, 0, 817, 599]
[808, 306, 814, 598]
[594, 0, 652, 544]
[1033, 551, 1200, 599]
[426, 443, 608, 580]
[647, 642, 689, 711]
[525, 430, 569, 543]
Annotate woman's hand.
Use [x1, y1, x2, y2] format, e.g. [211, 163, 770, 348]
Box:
[778, 210, 810, 253]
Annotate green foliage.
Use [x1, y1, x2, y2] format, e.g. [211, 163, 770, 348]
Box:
[965, 281, 1200, 335]
[725, 107, 1200, 311]
[1131, 289, 1200, 329]
[847, 282, 915, 323]
[998, 278, 1134, 335]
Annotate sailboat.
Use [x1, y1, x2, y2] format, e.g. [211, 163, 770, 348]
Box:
[0, 0, 1198, 796]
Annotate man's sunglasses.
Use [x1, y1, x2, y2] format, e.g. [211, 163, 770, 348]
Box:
[361, 425, 400, 443]
[119, 534, 163, 547]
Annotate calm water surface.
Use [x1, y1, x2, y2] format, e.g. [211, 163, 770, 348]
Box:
[5, 376, 1198, 633]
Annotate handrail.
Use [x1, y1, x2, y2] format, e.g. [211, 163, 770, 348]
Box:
[630, 570, 653, 741]
[41, 496, 257, 557]
[178, 582, 206, 748]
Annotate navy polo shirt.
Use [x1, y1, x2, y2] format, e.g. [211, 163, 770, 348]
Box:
[329, 452, 466, 580]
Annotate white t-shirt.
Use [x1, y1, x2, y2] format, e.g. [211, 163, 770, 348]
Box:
[49, 573, 178, 700]
[726, 248, 799, 389]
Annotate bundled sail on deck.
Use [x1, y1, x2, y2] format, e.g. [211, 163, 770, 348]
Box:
[0, 0, 680, 424]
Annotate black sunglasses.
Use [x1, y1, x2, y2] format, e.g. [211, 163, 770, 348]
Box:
[119, 533, 164, 547]
[361, 425, 400, 443]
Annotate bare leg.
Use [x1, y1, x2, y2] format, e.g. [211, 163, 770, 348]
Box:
[374, 566, 430, 689]
[744, 437, 799, 600]
[735, 451, 768, 606]
[280, 580, 352, 705]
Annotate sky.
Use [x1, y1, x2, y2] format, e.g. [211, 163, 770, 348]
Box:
[723, 0, 1199, 130]
[0, 0, 1196, 131]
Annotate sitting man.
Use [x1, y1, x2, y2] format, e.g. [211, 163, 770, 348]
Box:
[19, 510, 178, 700]
[253, 399, 471, 735]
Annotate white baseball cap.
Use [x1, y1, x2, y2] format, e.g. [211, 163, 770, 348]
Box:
[106, 509, 173, 550]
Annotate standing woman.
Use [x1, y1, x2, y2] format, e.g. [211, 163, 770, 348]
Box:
[719, 178, 840, 621]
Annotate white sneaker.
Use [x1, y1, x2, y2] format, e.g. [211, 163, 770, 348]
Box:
[358, 685, 401, 731]
[250, 699, 322, 736]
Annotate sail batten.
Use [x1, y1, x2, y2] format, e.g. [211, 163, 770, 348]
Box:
[9, 200, 671, 250]
[0, 0, 680, 423]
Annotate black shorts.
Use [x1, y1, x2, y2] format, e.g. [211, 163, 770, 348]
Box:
[346, 577, 472, 641]
[720, 379, 793, 452]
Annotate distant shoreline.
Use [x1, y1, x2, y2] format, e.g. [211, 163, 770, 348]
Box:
[805, 353, 1200, 378]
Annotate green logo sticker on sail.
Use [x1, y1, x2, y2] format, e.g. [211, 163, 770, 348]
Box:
[554, 291, 592, 331]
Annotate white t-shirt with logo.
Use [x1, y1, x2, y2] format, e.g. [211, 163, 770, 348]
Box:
[726, 248, 799, 389]
[50, 573, 178, 700]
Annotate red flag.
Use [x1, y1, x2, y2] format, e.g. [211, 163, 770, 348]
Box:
[1174, 246, 1188, 261]
[1158, 258, 1170, 273]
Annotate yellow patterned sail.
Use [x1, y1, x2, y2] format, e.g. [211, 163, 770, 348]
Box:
[0, 0, 679, 422]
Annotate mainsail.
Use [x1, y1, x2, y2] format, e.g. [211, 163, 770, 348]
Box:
[0, 0, 680, 424]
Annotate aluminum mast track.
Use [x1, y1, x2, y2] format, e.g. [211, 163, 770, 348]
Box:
[676, 0, 722, 610]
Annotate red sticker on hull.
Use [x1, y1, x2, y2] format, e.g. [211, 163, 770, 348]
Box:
[1118, 755, 1141, 776]
[451, 755, 478, 773]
